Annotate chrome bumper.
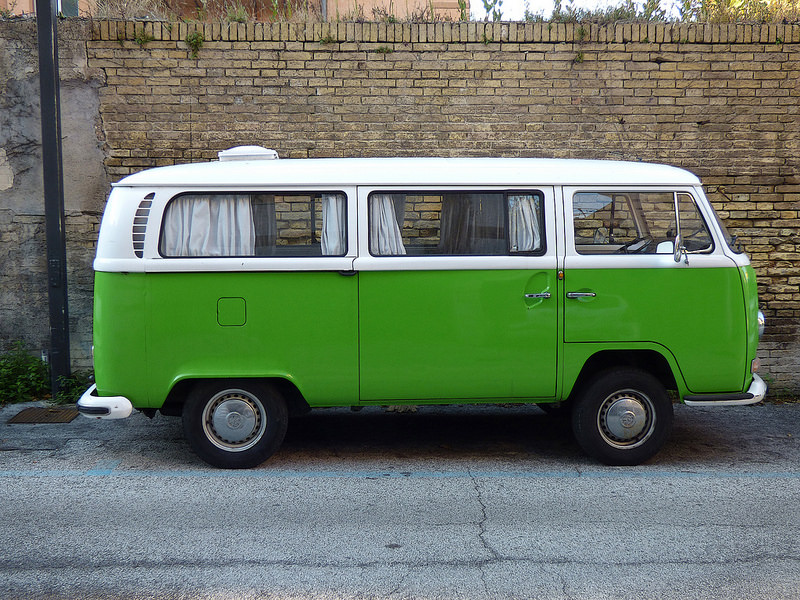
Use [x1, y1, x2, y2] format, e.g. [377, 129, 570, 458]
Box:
[684, 373, 767, 407]
[77, 384, 133, 419]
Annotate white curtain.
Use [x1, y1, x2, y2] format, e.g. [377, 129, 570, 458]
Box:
[508, 194, 541, 253]
[321, 193, 346, 256]
[162, 194, 255, 257]
[369, 194, 406, 255]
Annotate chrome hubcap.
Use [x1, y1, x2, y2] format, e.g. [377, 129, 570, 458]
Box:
[202, 390, 266, 452]
[598, 390, 655, 449]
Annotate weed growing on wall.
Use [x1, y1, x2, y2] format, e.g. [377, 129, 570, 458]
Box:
[134, 27, 155, 46]
[185, 31, 204, 58]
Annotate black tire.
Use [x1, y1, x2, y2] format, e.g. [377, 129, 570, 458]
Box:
[571, 368, 673, 466]
[182, 379, 288, 469]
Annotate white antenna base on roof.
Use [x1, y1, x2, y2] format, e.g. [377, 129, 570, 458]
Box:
[218, 146, 279, 161]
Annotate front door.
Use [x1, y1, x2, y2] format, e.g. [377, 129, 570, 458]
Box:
[356, 187, 559, 402]
[563, 187, 747, 394]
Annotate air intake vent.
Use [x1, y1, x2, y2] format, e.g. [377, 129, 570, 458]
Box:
[132, 193, 154, 258]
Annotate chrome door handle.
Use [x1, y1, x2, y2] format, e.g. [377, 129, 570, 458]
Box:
[566, 292, 596, 299]
[525, 293, 551, 299]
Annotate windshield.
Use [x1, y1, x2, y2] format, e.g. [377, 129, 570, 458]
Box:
[709, 204, 743, 254]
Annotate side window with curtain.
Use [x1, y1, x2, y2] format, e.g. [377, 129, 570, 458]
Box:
[368, 191, 544, 257]
[160, 192, 347, 257]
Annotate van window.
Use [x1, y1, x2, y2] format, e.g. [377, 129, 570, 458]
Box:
[368, 191, 544, 256]
[677, 193, 714, 253]
[572, 191, 712, 255]
[160, 192, 347, 257]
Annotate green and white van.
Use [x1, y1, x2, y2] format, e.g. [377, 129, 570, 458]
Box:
[78, 146, 766, 468]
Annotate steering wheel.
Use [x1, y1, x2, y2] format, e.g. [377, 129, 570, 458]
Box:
[615, 237, 653, 254]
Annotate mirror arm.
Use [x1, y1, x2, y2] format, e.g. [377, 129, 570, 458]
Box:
[672, 192, 688, 264]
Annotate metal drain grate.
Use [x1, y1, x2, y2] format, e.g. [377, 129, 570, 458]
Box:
[7, 407, 79, 424]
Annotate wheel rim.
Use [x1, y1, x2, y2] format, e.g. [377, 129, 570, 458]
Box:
[597, 389, 656, 450]
[202, 389, 267, 452]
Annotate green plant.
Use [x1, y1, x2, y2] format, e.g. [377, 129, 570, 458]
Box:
[0, 0, 17, 18]
[458, 0, 468, 20]
[372, 2, 397, 22]
[574, 51, 585, 63]
[374, 45, 393, 54]
[92, 0, 168, 19]
[481, 32, 493, 44]
[551, 0, 666, 23]
[678, 0, 798, 22]
[225, 1, 249, 22]
[577, 25, 587, 41]
[185, 31, 204, 58]
[0, 342, 50, 405]
[54, 371, 94, 405]
[134, 28, 155, 47]
[319, 34, 335, 44]
[482, 0, 503, 21]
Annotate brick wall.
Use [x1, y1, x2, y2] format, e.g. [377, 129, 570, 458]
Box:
[2, 19, 799, 392]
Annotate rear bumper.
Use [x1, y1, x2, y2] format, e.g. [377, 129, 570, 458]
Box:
[683, 373, 767, 407]
[77, 384, 133, 419]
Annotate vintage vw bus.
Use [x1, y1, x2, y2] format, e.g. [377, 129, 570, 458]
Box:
[78, 147, 766, 468]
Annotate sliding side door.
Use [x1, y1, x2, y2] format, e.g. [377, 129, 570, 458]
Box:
[356, 187, 559, 403]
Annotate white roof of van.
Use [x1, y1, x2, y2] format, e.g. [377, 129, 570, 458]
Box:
[115, 156, 701, 188]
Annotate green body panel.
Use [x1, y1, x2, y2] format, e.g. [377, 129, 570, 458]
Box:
[93, 272, 149, 404]
[94, 264, 755, 409]
[560, 342, 688, 399]
[95, 271, 359, 409]
[740, 265, 760, 388]
[358, 269, 558, 401]
[564, 267, 746, 394]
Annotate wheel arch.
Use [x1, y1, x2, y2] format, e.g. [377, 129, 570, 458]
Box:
[565, 349, 679, 405]
[160, 377, 311, 417]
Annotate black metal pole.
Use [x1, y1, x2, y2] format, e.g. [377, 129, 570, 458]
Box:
[35, 0, 71, 395]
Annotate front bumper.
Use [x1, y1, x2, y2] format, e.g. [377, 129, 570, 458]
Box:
[77, 384, 133, 419]
[683, 373, 767, 407]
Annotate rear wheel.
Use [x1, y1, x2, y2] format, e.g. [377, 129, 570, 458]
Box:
[182, 380, 288, 469]
[572, 368, 673, 466]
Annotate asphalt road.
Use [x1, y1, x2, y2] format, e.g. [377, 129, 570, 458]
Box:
[1, 401, 798, 599]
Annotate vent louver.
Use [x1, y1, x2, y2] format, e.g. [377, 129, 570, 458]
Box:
[133, 193, 155, 258]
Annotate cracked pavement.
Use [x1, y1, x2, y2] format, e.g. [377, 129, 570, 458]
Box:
[1, 401, 798, 599]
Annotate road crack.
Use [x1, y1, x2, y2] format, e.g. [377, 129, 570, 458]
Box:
[469, 470, 500, 597]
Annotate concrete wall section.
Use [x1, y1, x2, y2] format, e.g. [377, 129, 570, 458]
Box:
[0, 19, 108, 369]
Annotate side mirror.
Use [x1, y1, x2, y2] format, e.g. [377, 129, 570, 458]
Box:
[656, 241, 674, 255]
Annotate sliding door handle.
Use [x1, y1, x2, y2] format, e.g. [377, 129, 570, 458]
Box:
[566, 292, 596, 299]
[524, 293, 551, 299]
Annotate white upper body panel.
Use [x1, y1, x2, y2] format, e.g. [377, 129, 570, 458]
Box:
[95, 153, 749, 273]
[115, 156, 702, 189]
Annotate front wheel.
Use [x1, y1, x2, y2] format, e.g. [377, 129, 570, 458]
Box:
[182, 380, 288, 469]
[572, 368, 673, 466]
